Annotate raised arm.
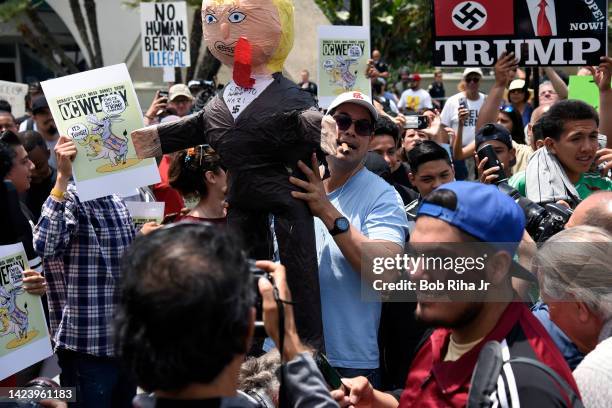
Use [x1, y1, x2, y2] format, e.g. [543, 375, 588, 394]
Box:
[475, 52, 518, 131]
[542, 67, 569, 100]
[588, 56, 612, 148]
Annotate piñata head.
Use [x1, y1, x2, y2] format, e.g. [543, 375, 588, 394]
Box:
[202, 0, 294, 76]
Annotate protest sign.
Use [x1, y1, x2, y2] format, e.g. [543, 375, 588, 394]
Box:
[317, 25, 371, 109]
[125, 201, 165, 231]
[0, 243, 52, 380]
[0, 80, 28, 118]
[569, 75, 599, 110]
[431, 0, 608, 66]
[41, 64, 161, 202]
[140, 2, 190, 68]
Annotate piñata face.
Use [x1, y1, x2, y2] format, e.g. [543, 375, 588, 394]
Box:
[202, 0, 284, 72]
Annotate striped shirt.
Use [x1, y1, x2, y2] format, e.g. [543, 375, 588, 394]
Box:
[33, 184, 135, 357]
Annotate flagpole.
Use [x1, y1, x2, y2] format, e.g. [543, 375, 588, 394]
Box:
[362, 0, 370, 28]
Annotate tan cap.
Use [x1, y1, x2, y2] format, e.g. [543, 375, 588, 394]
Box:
[168, 84, 193, 102]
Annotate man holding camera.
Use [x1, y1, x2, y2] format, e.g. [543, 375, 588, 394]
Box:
[144, 84, 195, 126]
[116, 223, 337, 407]
[332, 182, 580, 407]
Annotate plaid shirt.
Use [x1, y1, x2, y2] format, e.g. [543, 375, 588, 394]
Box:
[33, 184, 135, 357]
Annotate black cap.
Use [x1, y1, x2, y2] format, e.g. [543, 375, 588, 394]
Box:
[475, 123, 513, 150]
[31, 96, 49, 114]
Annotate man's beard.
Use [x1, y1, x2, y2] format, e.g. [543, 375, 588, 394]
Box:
[48, 125, 58, 135]
[415, 301, 484, 330]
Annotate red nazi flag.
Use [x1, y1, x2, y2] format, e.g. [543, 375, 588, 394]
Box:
[434, 0, 514, 36]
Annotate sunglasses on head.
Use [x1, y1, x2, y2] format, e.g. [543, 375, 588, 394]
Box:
[333, 113, 373, 137]
[500, 105, 515, 114]
[465, 76, 480, 83]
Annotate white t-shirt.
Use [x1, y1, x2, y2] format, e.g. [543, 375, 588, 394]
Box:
[223, 76, 274, 120]
[440, 92, 486, 147]
[397, 88, 433, 112]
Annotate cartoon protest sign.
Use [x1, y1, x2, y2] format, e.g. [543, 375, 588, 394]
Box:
[0, 81, 28, 118]
[0, 243, 52, 380]
[41, 64, 161, 202]
[125, 201, 165, 231]
[140, 2, 190, 68]
[317, 25, 371, 108]
[431, 0, 608, 66]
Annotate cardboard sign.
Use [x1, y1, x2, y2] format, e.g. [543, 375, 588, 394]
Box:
[431, 0, 608, 66]
[0, 81, 28, 118]
[569, 75, 599, 110]
[140, 2, 190, 68]
[125, 201, 165, 230]
[0, 243, 52, 380]
[41, 64, 161, 202]
[317, 25, 371, 109]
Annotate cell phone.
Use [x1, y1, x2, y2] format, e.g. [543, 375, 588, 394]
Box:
[314, 352, 344, 390]
[161, 212, 180, 224]
[459, 97, 468, 110]
[477, 144, 507, 184]
[159, 90, 169, 98]
[404, 115, 429, 130]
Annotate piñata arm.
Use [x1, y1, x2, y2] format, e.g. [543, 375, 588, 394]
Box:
[131, 110, 208, 158]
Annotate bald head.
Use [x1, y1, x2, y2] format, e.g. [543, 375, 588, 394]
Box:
[527, 104, 551, 150]
[567, 192, 612, 233]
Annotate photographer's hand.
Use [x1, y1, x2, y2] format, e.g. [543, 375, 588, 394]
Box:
[331, 376, 398, 408]
[144, 90, 168, 125]
[257, 260, 306, 361]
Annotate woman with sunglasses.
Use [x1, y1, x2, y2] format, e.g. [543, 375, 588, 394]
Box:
[506, 79, 533, 126]
[168, 145, 227, 226]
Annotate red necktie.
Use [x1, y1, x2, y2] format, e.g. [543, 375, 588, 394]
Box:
[537, 0, 552, 36]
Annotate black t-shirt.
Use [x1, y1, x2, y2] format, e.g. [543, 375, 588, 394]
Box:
[297, 81, 318, 96]
[374, 60, 389, 74]
[428, 82, 445, 99]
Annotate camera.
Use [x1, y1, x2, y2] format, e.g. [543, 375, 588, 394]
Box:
[249, 260, 272, 335]
[479, 147, 572, 242]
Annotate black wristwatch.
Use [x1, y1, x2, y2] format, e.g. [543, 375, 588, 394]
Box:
[329, 216, 350, 236]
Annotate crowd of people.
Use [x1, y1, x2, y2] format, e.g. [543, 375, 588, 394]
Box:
[1, 46, 612, 408]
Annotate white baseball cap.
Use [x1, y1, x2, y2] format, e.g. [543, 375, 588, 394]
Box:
[168, 84, 194, 101]
[462, 67, 483, 78]
[327, 91, 378, 121]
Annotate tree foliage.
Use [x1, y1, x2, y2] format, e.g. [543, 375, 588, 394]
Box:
[315, 0, 433, 73]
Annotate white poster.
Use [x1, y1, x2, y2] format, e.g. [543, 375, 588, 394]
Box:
[140, 2, 190, 68]
[0, 81, 29, 118]
[41, 64, 161, 202]
[125, 201, 165, 230]
[0, 243, 52, 380]
[317, 25, 371, 109]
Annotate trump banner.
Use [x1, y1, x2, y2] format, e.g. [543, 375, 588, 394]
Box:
[431, 0, 608, 66]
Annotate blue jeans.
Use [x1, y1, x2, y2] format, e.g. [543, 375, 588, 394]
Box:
[335, 367, 382, 390]
[56, 348, 136, 408]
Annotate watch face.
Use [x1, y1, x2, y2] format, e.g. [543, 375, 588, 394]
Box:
[336, 217, 350, 231]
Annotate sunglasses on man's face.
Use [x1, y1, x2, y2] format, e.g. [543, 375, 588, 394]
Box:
[465, 76, 480, 83]
[333, 113, 373, 137]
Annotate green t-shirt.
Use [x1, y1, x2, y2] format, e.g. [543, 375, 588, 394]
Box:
[508, 171, 612, 200]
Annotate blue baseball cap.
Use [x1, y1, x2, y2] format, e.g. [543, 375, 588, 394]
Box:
[417, 181, 534, 281]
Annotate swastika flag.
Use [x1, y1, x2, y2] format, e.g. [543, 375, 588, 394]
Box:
[434, 0, 514, 36]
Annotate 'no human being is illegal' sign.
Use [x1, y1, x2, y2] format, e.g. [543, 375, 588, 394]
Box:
[140, 2, 191, 68]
